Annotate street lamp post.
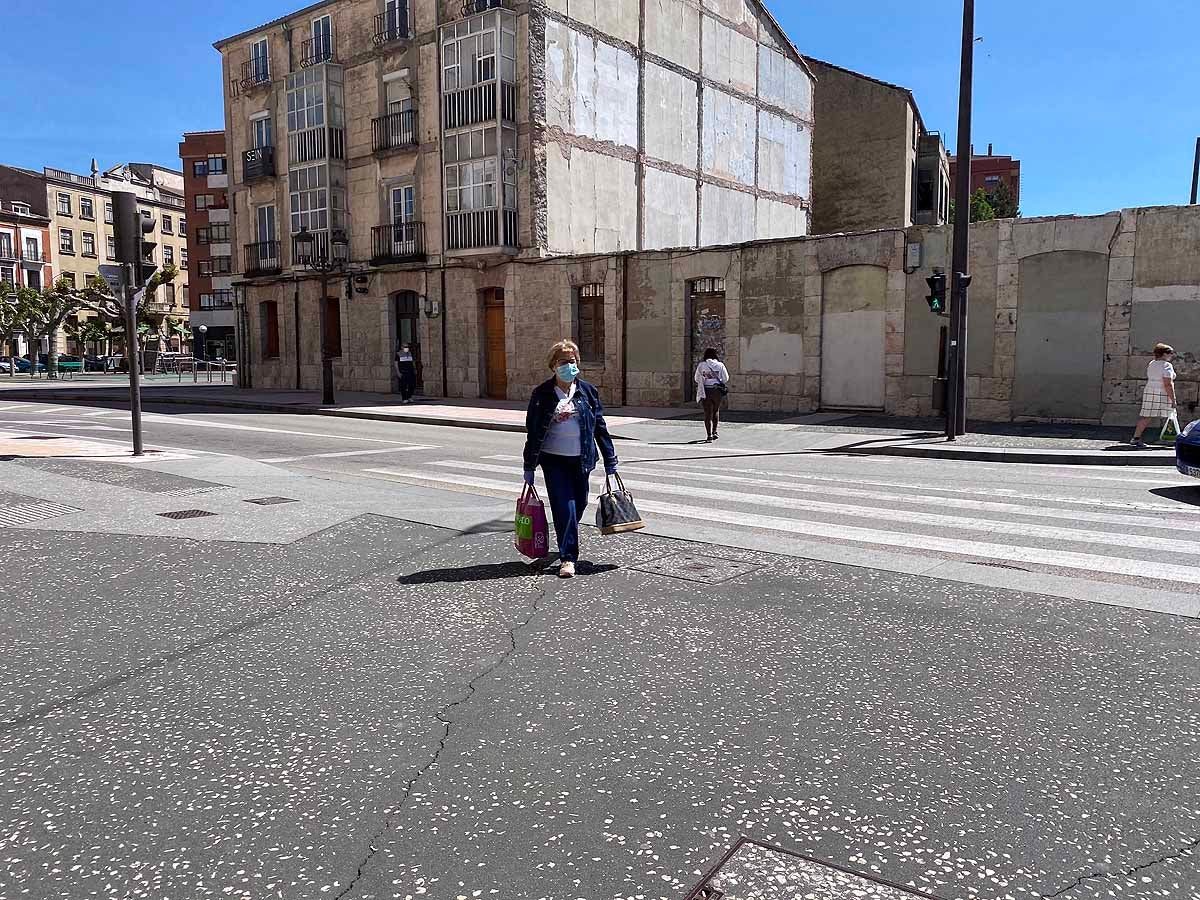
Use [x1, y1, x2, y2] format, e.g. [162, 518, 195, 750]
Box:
[198, 324, 208, 368]
[293, 227, 348, 406]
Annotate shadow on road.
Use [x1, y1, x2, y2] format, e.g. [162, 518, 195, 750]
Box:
[1150, 486, 1200, 506]
[399, 560, 618, 584]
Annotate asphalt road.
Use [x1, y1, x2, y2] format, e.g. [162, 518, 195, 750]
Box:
[0, 397, 1197, 900]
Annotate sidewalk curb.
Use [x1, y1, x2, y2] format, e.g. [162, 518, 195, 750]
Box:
[0, 390, 1178, 465]
[845, 444, 1177, 467]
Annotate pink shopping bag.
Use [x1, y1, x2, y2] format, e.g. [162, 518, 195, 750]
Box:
[514, 484, 550, 560]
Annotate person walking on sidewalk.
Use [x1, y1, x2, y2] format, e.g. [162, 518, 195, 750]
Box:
[694, 349, 730, 442]
[522, 340, 619, 578]
[393, 343, 417, 404]
[1132, 343, 1178, 447]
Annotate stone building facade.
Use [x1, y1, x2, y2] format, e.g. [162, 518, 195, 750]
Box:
[214, 0, 814, 397]
[804, 58, 950, 235]
[42, 163, 192, 353]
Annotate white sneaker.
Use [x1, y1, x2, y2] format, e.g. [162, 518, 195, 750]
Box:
[558, 561, 576, 579]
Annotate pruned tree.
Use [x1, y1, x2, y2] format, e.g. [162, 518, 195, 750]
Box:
[0, 281, 26, 377]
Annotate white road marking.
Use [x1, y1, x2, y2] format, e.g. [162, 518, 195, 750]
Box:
[0, 404, 36, 412]
[259, 445, 438, 463]
[429, 460, 1200, 553]
[365, 467, 1200, 583]
[647, 459, 1194, 512]
[138, 413, 427, 444]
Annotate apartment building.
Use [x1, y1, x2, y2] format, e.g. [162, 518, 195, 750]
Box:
[215, 0, 815, 399]
[950, 144, 1021, 211]
[0, 165, 54, 295]
[43, 162, 192, 352]
[179, 131, 236, 360]
[804, 58, 950, 235]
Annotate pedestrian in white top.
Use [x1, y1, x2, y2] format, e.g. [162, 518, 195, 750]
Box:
[1132, 342, 1177, 447]
[693, 349, 730, 442]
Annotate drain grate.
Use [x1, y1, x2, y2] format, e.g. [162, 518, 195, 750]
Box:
[157, 509, 218, 520]
[633, 553, 757, 585]
[0, 501, 81, 527]
[686, 838, 945, 900]
[243, 496, 299, 506]
[976, 561, 1031, 572]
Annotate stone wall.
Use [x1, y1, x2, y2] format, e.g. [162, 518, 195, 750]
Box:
[241, 204, 1200, 425]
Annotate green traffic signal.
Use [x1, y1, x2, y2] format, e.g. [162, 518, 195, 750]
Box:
[926, 273, 947, 314]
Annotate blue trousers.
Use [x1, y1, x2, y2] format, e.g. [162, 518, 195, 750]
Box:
[539, 453, 590, 562]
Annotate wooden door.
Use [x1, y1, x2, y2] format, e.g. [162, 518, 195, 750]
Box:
[483, 289, 507, 399]
[394, 291, 422, 388]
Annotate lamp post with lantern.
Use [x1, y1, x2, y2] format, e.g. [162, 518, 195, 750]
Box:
[292, 227, 349, 406]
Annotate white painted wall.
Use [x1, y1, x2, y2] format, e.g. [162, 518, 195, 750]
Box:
[700, 183, 755, 246]
[820, 265, 887, 409]
[545, 146, 638, 254]
[740, 322, 804, 374]
[757, 110, 811, 197]
[758, 45, 812, 119]
[701, 88, 756, 186]
[542, 0, 640, 45]
[755, 198, 806, 240]
[644, 63, 699, 168]
[544, 19, 639, 148]
[644, 0, 700, 71]
[644, 168, 698, 249]
[701, 16, 757, 94]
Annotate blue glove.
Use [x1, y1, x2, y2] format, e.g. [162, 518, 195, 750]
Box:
[523, 470, 536, 486]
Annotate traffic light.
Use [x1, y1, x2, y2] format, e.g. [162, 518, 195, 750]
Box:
[112, 191, 157, 288]
[925, 272, 947, 314]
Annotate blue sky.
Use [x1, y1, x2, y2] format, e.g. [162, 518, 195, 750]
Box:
[6, 1, 1197, 217]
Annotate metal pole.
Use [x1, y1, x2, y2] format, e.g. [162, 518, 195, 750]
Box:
[947, 0, 975, 440]
[319, 268, 335, 405]
[1191, 137, 1199, 205]
[123, 264, 144, 457]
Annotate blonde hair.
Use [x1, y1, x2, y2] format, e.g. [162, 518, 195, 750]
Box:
[547, 339, 580, 370]
[1154, 343, 1175, 358]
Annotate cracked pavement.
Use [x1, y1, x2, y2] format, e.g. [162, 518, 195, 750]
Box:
[0, 428, 1197, 900]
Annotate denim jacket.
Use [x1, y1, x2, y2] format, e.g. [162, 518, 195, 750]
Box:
[523, 378, 618, 475]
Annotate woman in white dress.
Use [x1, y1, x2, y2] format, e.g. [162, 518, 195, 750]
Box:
[694, 349, 730, 442]
[1132, 343, 1177, 447]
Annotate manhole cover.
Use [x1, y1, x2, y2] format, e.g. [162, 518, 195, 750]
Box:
[686, 839, 944, 900]
[244, 496, 299, 506]
[157, 509, 218, 520]
[633, 553, 757, 584]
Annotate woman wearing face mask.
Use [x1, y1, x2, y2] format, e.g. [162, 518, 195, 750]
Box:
[393, 343, 417, 404]
[522, 340, 619, 578]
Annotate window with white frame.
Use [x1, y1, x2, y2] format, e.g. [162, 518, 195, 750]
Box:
[59, 228, 74, 254]
[251, 115, 273, 150]
[0, 265, 13, 285]
[57, 193, 72, 216]
[104, 201, 113, 223]
[311, 14, 332, 61]
[289, 164, 329, 233]
[445, 158, 497, 212]
[80, 197, 94, 220]
[441, 12, 516, 89]
[207, 155, 228, 175]
[181, 246, 188, 266]
[82, 232, 96, 257]
[178, 216, 186, 233]
[163, 246, 174, 265]
[250, 37, 270, 83]
[286, 68, 325, 132]
[0, 233, 12, 258]
[24, 236, 38, 258]
[195, 194, 215, 210]
[162, 214, 173, 234]
[107, 235, 116, 259]
[12, 202, 31, 215]
[62, 272, 76, 289]
[164, 283, 176, 305]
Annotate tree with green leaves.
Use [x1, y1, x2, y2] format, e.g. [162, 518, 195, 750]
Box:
[949, 188, 998, 225]
[0, 282, 25, 377]
[0, 265, 177, 378]
[985, 180, 1020, 219]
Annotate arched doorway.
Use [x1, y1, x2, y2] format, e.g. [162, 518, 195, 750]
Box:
[393, 291, 422, 391]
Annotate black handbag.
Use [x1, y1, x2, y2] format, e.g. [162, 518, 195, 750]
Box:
[596, 473, 645, 535]
[709, 381, 729, 396]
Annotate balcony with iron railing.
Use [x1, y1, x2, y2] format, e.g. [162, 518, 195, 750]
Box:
[240, 58, 272, 91]
[445, 208, 517, 252]
[301, 36, 334, 68]
[244, 241, 282, 277]
[372, 110, 418, 153]
[371, 222, 426, 265]
[0, 243, 16, 262]
[373, 10, 411, 46]
[243, 146, 276, 181]
[443, 80, 517, 131]
[20, 248, 44, 265]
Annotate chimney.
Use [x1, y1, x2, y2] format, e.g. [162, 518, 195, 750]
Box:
[987, 143, 993, 156]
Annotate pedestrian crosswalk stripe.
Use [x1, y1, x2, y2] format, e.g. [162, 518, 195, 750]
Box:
[427, 460, 1200, 554]
[645, 459, 1196, 515]
[259, 445, 438, 463]
[614, 463, 1200, 531]
[364, 467, 1200, 582]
